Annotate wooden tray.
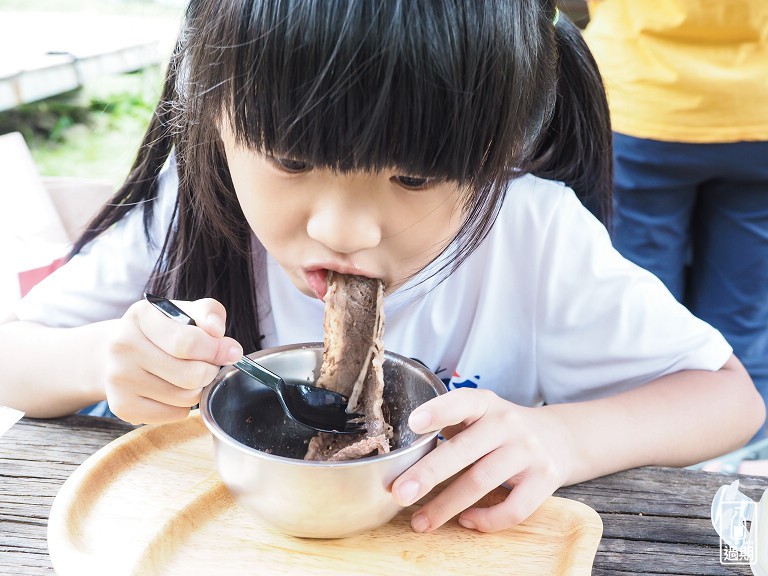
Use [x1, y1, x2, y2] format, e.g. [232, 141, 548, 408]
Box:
[48, 413, 603, 575]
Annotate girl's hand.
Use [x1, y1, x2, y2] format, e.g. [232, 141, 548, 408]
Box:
[391, 388, 576, 533]
[103, 298, 242, 425]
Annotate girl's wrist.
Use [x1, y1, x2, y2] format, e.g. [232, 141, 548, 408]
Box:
[536, 404, 582, 487]
[72, 320, 115, 407]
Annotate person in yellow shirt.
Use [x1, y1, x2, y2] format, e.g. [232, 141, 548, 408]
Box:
[584, 0, 768, 439]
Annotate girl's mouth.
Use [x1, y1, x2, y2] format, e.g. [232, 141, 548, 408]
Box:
[304, 266, 384, 300]
[305, 269, 329, 300]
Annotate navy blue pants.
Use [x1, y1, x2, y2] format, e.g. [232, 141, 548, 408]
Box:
[611, 133, 768, 438]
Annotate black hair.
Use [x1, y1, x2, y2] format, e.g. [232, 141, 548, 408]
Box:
[530, 1, 613, 226]
[72, 0, 612, 353]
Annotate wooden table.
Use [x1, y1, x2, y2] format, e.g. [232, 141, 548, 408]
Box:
[1, 415, 765, 575]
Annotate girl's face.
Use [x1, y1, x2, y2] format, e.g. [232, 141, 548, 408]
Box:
[220, 126, 467, 299]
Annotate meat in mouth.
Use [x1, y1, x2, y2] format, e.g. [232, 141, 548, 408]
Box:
[304, 272, 392, 461]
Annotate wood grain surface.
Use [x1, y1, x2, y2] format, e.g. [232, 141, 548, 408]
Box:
[46, 414, 602, 576]
[1, 414, 765, 575]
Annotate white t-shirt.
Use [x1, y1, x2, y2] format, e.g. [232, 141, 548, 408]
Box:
[15, 162, 732, 406]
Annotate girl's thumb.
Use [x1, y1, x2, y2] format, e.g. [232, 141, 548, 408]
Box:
[203, 312, 226, 338]
[214, 337, 243, 365]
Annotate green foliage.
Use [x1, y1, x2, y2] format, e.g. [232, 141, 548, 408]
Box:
[0, 67, 164, 185]
[0, 97, 88, 142]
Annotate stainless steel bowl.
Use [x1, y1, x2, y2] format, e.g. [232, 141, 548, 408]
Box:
[200, 343, 446, 538]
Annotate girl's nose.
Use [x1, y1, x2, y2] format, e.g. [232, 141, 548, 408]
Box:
[306, 197, 382, 254]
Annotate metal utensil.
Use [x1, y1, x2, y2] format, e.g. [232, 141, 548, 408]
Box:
[145, 293, 365, 434]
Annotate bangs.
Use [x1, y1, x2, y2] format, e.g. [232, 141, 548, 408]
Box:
[181, 0, 554, 186]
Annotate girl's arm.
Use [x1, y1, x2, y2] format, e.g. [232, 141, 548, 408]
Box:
[392, 355, 764, 533]
[0, 299, 242, 423]
[547, 355, 762, 483]
[0, 317, 114, 417]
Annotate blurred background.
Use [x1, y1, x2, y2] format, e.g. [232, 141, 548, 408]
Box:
[0, 0, 186, 187]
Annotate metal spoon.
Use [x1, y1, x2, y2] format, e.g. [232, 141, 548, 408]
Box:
[145, 294, 365, 434]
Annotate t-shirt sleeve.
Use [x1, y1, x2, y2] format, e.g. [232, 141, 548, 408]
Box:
[13, 164, 178, 328]
[534, 185, 732, 403]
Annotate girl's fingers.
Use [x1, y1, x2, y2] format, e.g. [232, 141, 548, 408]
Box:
[145, 347, 231, 391]
[212, 336, 243, 366]
[105, 356, 204, 409]
[111, 393, 193, 426]
[393, 417, 501, 507]
[136, 299, 243, 365]
[408, 388, 493, 433]
[407, 446, 524, 533]
[392, 391, 504, 509]
[109, 319, 225, 392]
[458, 474, 560, 533]
[393, 388, 570, 533]
[438, 422, 467, 441]
[104, 297, 243, 425]
[169, 297, 229, 338]
[191, 299, 227, 337]
[132, 369, 204, 408]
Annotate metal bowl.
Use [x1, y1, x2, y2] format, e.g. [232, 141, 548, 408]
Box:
[200, 342, 446, 538]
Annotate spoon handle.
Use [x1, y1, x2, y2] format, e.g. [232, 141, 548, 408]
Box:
[234, 356, 282, 395]
[145, 293, 197, 326]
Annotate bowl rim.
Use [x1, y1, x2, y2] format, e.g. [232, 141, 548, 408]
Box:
[200, 342, 447, 467]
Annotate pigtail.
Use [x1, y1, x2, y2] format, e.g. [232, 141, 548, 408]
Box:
[530, 8, 613, 227]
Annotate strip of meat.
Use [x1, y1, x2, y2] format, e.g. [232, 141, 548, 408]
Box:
[304, 272, 391, 461]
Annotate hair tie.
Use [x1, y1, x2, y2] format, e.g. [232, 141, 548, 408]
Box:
[553, 7, 561, 26]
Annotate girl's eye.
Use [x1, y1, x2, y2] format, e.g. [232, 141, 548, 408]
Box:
[391, 175, 433, 190]
[269, 156, 312, 174]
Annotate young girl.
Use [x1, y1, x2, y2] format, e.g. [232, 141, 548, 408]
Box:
[1, 0, 763, 535]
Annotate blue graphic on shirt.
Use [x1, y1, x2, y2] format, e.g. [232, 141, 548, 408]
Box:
[410, 359, 480, 391]
[448, 370, 480, 390]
